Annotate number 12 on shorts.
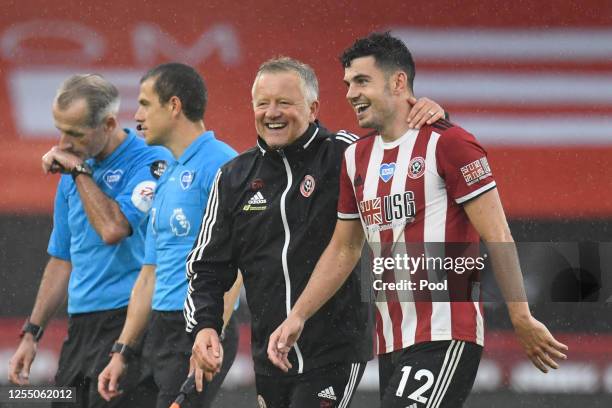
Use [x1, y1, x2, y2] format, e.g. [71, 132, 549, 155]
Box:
[395, 366, 435, 404]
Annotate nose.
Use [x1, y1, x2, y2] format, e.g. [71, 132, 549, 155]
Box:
[58, 133, 72, 150]
[134, 106, 144, 123]
[264, 102, 281, 120]
[345, 84, 358, 101]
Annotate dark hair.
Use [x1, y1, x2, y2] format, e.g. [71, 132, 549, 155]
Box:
[55, 74, 120, 128]
[340, 32, 415, 91]
[140, 63, 207, 122]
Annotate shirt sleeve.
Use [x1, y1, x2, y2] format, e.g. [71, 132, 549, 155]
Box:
[143, 212, 157, 266]
[114, 160, 163, 232]
[184, 169, 238, 337]
[47, 177, 71, 261]
[337, 153, 360, 220]
[436, 127, 497, 204]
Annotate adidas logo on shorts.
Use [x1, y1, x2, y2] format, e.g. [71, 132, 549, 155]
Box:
[317, 386, 337, 401]
[248, 191, 267, 205]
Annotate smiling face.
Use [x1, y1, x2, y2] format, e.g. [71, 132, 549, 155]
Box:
[53, 98, 109, 160]
[343, 56, 397, 131]
[134, 77, 173, 146]
[252, 71, 319, 150]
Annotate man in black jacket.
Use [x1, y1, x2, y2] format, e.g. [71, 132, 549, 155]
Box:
[185, 57, 444, 407]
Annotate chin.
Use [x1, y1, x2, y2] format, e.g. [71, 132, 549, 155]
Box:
[145, 135, 161, 146]
[358, 120, 373, 129]
[358, 116, 381, 130]
[261, 135, 286, 150]
[72, 149, 88, 159]
[267, 142, 287, 150]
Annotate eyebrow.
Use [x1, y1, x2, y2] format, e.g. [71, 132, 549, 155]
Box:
[353, 74, 370, 82]
[57, 126, 84, 137]
[344, 73, 370, 85]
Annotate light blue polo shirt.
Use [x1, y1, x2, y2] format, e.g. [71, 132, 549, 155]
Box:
[144, 130, 237, 311]
[47, 129, 172, 314]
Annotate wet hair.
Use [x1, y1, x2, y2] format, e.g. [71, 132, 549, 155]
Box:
[340, 31, 415, 91]
[55, 74, 120, 128]
[252, 57, 319, 104]
[140, 62, 207, 122]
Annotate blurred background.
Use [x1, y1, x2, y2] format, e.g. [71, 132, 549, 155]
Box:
[0, 0, 611, 406]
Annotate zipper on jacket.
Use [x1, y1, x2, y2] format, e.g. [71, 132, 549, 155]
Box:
[278, 149, 304, 374]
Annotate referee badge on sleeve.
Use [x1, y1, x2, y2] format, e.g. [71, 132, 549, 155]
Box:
[131, 180, 156, 212]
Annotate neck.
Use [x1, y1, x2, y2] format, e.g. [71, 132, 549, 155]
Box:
[379, 96, 412, 143]
[166, 120, 206, 159]
[96, 128, 127, 161]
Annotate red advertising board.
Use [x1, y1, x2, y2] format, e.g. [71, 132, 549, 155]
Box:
[0, 0, 611, 216]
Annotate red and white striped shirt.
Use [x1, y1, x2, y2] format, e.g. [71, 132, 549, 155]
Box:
[338, 120, 495, 354]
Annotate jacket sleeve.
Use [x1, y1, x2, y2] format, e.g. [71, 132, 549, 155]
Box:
[183, 169, 237, 338]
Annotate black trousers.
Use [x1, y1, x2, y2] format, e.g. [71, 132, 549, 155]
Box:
[255, 361, 366, 408]
[53, 308, 156, 408]
[140, 310, 239, 408]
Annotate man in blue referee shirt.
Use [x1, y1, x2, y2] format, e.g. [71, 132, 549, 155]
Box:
[97, 63, 241, 408]
[8, 74, 171, 407]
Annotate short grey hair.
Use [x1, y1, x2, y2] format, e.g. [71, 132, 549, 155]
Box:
[55, 74, 120, 128]
[252, 57, 319, 104]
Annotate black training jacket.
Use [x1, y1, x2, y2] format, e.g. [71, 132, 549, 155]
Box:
[184, 122, 373, 375]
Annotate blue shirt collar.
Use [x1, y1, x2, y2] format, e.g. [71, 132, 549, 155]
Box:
[90, 128, 136, 169]
[177, 130, 215, 165]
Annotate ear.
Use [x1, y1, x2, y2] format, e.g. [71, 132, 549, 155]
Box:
[391, 71, 409, 95]
[169, 95, 182, 118]
[308, 99, 320, 123]
[103, 115, 118, 133]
